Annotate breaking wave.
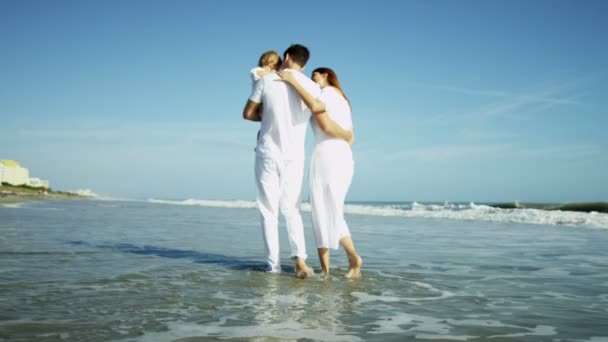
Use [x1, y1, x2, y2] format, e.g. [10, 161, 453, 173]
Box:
[146, 199, 608, 230]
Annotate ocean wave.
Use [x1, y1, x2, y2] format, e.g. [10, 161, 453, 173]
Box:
[146, 199, 608, 229]
[67, 188, 99, 197]
[148, 198, 257, 209]
[93, 195, 137, 202]
[0, 203, 25, 209]
[344, 202, 608, 229]
[66, 189, 133, 202]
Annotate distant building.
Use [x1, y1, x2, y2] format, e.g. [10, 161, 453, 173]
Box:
[28, 177, 50, 189]
[0, 160, 30, 186]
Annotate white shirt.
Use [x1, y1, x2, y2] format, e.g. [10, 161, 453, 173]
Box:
[312, 86, 352, 144]
[250, 67, 264, 83]
[249, 69, 321, 161]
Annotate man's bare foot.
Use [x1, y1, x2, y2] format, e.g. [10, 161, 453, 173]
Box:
[345, 254, 362, 279]
[295, 260, 313, 279]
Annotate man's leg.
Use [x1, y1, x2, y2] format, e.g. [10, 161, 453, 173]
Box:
[255, 156, 281, 273]
[279, 159, 310, 277]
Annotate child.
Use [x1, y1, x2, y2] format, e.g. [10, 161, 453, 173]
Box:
[250, 51, 282, 144]
[250, 50, 282, 85]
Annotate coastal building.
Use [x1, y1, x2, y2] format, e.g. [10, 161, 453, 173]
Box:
[28, 177, 50, 189]
[0, 160, 30, 186]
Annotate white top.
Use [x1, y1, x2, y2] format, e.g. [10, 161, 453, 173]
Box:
[249, 69, 321, 161]
[312, 86, 352, 144]
[250, 67, 264, 83]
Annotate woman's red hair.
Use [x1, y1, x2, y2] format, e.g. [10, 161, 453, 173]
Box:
[312, 67, 350, 107]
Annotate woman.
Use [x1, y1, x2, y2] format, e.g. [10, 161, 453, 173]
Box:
[278, 67, 363, 278]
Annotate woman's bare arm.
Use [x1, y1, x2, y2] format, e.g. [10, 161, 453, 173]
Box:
[314, 112, 354, 145]
[276, 70, 325, 114]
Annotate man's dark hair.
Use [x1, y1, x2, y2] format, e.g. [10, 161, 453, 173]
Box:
[283, 44, 310, 68]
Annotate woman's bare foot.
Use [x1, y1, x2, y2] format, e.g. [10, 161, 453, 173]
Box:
[345, 254, 362, 279]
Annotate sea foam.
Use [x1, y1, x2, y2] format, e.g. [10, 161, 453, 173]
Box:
[146, 198, 608, 229]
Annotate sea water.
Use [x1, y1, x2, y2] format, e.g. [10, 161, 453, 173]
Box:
[1, 199, 607, 341]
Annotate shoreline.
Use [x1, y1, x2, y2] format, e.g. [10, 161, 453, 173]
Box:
[2, 187, 606, 214]
[0, 185, 84, 206]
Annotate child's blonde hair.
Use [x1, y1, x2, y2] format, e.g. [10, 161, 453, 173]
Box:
[258, 50, 281, 70]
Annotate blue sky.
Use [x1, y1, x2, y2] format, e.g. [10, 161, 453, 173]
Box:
[1, 0, 607, 202]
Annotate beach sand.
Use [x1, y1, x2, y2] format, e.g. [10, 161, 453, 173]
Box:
[0, 185, 82, 205]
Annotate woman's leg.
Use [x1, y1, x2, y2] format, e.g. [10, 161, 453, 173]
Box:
[340, 235, 362, 278]
[317, 248, 330, 274]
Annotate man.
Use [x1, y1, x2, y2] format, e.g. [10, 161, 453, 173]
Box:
[242, 44, 320, 278]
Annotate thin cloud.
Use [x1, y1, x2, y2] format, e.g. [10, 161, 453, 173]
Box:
[516, 144, 606, 160]
[380, 143, 604, 163]
[14, 119, 254, 149]
[403, 80, 579, 105]
[409, 74, 601, 124]
[384, 144, 512, 162]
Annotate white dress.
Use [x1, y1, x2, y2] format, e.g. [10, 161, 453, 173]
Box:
[309, 86, 354, 249]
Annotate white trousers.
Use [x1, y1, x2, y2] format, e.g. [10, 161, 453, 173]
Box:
[255, 156, 308, 273]
[309, 140, 354, 249]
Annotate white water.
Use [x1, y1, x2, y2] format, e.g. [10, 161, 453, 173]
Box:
[147, 198, 608, 229]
